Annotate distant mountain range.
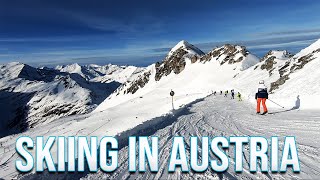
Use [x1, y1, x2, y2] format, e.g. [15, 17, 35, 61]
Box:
[1, 38, 320, 137]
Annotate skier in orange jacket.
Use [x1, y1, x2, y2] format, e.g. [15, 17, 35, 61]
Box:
[255, 80, 268, 115]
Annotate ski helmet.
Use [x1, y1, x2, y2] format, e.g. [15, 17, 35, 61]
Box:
[259, 80, 264, 84]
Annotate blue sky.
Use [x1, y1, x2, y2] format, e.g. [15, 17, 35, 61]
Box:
[1, 0, 320, 67]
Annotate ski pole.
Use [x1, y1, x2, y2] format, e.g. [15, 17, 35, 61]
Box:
[268, 99, 285, 108]
[171, 96, 174, 110]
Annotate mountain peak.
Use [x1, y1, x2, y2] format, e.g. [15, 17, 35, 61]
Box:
[168, 40, 204, 57]
[176, 40, 190, 47]
[0, 62, 42, 80]
[261, 50, 292, 62]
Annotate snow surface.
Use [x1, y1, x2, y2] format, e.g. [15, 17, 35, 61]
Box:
[1, 39, 320, 179]
[269, 50, 291, 60]
[84, 95, 320, 179]
[239, 54, 260, 70]
[2, 95, 319, 179]
[91, 66, 144, 84]
[295, 39, 320, 58]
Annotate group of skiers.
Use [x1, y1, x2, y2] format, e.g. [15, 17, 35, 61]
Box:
[212, 80, 269, 115]
[213, 89, 242, 101]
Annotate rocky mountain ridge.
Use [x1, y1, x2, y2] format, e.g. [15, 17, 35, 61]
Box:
[2, 39, 320, 137]
[120, 41, 260, 95]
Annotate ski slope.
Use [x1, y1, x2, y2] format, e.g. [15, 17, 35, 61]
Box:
[83, 95, 320, 180]
[1, 94, 320, 179]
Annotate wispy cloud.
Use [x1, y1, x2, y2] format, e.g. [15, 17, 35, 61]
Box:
[59, 10, 167, 39]
[0, 35, 110, 43]
[144, 31, 320, 60]
[149, 32, 320, 55]
[252, 28, 320, 37]
[0, 42, 168, 67]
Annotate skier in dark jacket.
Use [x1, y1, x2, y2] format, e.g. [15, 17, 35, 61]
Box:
[255, 80, 268, 114]
[231, 89, 235, 99]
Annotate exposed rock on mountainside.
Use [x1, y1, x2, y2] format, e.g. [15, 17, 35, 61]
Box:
[200, 44, 249, 64]
[2, 39, 320, 138]
[261, 58, 276, 72]
[124, 71, 151, 94]
[155, 47, 188, 81]
[121, 41, 205, 94]
[155, 40, 204, 81]
[120, 41, 259, 95]
[270, 47, 320, 92]
[258, 50, 292, 76]
[199, 44, 259, 71]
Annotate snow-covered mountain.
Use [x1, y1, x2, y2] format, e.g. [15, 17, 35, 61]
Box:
[1, 39, 319, 138]
[96, 39, 320, 112]
[200, 43, 260, 70]
[0, 62, 141, 137]
[1, 39, 320, 179]
[235, 40, 320, 108]
[55, 63, 145, 83]
[167, 40, 205, 57]
[94, 41, 260, 112]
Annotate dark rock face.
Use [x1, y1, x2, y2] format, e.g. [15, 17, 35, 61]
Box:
[269, 49, 318, 92]
[260, 50, 293, 74]
[260, 50, 273, 62]
[260, 56, 277, 76]
[123, 45, 203, 95]
[123, 44, 255, 95]
[200, 44, 249, 64]
[278, 61, 290, 77]
[260, 54, 277, 71]
[270, 74, 289, 92]
[290, 53, 316, 72]
[124, 71, 151, 94]
[200, 47, 223, 62]
[155, 47, 188, 81]
[190, 55, 199, 63]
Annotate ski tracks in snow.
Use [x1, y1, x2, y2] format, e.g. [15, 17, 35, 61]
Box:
[84, 95, 320, 180]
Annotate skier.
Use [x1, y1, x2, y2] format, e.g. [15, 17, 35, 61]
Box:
[237, 92, 242, 101]
[231, 89, 235, 99]
[220, 90, 223, 95]
[213, 91, 217, 96]
[224, 90, 228, 97]
[255, 80, 268, 115]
